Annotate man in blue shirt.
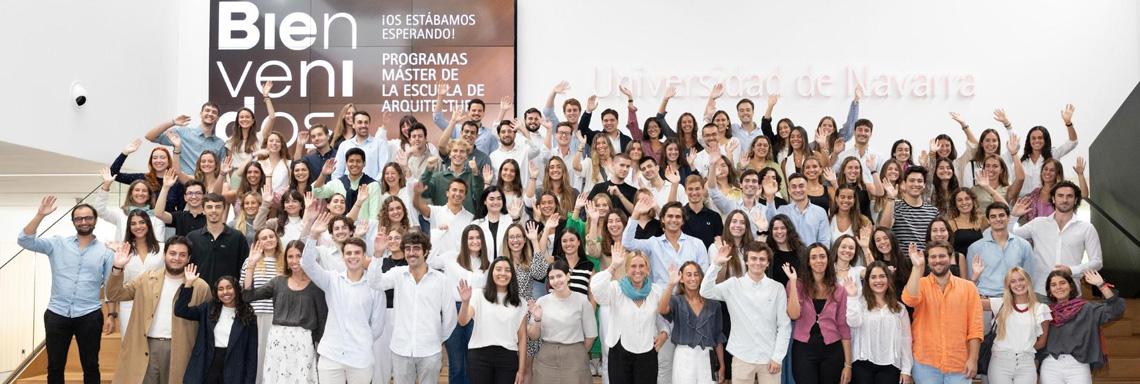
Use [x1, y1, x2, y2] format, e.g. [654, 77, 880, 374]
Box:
[145, 103, 226, 173]
[17, 196, 114, 384]
[433, 87, 498, 155]
[967, 202, 1035, 297]
[763, 173, 831, 246]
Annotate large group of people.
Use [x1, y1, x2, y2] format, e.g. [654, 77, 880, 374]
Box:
[21, 79, 1123, 384]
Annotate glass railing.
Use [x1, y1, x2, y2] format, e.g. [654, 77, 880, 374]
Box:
[0, 181, 124, 383]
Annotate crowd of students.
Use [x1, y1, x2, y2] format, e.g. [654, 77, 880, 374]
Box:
[21, 79, 1124, 384]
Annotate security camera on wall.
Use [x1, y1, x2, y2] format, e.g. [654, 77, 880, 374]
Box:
[70, 81, 87, 109]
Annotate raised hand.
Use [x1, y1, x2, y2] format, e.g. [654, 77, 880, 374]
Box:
[508, 198, 524, 218]
[528, 160, 539, 182]
[574, 192, 589, 211]
[975, 170, 991, 188]
[857, 226, 872, 249]
[123, 138, 142, 155]
[667, 265, 681, 286]
[843, 276, 860, 297]
[632, 195, 655, 219]
[310, 212, 331, 239]
[482, 164, 494, 183]
[247, 239, 266, 265]
[163, 168, 178, 188]
[450, 107, 467, 124]
[304, 192, 316, 211]
[619, 84, 634, 100]
[321, 159, 336, 176]
[413, 181, 427, 194]
[585, 201, 600, 220]
[725, 139, 740, 158]
[993, 109, 1010, 127]
[540, 118, 553, 132]
[586, 95, 598, 112]
[971, 255, 985, 282]
[220, 156, 234, 176]
[781, 262, 798, 281]
[296, 130, 309, 147]
[854, 83, 863, 102]
[767, 93, 780, 108]
[1008, 133, 1020, 156]
[908, 243, 924, 267]
[822, 168, 838, 186]
[356, 183, 370, 202]
[525, 221, 541, 242]
[685, 150, 698, 169]
[458, 279, 473, 302]
[552, 80, 570, 95]
[1011, 196, 1031, 217]
[528, 300, 543, 322]
[99, 167, 115, 185]
[425, 156, 440, 170]
[1073, 156, 1086, 175]
[761, 178, 779, 198]
[1084, 270, 1105, 287]
[710, 238, 732, 266]
[544, 213, 560, 232]
[373, 227, 389, 255]
[609, 242, 626, 270]
[112, 242, 131, 269]
[260, 81, 274, 97]
[664, 165, 680, 184]
[1061, 104, 1075, 125]
[173, 115, 192, 126]
[166, 131, 182, 150]
[663, 85, 677, 100]
[949, 112, 966, 127]
[709, 83, 725, 100]
[500, 96, 513, 113]
[261, 183, 273, 202]
[881, 178, 898, 199]
[184, 263, 200, 285]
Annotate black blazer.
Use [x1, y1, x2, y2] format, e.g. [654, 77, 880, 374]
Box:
[174, 286, 258, 384]
[577, 111, 633, 157]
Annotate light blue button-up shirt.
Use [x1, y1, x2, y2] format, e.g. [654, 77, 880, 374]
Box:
[17, 232, 114, 318]
[156, 125, 228, 174]
[966, 229, 1036, 297]
[433, 111, 498, 155]
[766, 200, 832, 246]
[621, 218, 709, 285]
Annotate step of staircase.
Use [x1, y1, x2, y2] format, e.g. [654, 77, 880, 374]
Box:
[15, 333, 119, 384]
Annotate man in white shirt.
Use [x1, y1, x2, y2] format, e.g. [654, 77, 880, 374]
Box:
[368, 231, 457, 384]
[637, 156, 686, 209]
[709, 167, 769, 234]
[1011, 180, 1102, 296]
[300, 216, 386, 384]
[413, 178, 475, 257]
[832, 118, 881, 183]
[692, 123, 737, 176]
[489, 120, 542, 182]
[106, 236, 211, 384]
[700, 241, 791, 384]
[535, 122, 582, 190]
[333, 111, 390, 180]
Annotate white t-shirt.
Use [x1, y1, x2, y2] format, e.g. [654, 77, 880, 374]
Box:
[428, 205, 473, 256]
[989, 298, 1053, 353]
[214, 306, 236, 348]
[469, 292, 528, 350]
[147, 276, 184, 339]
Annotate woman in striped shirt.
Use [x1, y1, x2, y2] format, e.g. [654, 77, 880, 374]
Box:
[240, 227, 284, 382]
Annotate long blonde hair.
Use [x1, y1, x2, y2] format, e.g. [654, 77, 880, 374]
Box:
[234, 192, 262, 235]
[995, 267, 1040, 341]
[253, 227, 286, 276]
[588, 134, 612, 185]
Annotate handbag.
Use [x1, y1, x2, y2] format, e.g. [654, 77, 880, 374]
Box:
[977, 303, 1000, 375]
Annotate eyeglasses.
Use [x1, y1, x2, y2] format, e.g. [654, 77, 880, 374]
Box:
[72, 216, 96, 223]
[185, 191, 204, 196]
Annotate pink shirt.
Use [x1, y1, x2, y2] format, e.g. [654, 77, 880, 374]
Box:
[789, 280, 851, 345]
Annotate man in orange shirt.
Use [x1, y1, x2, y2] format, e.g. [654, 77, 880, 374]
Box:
[902, 240, 983, 383]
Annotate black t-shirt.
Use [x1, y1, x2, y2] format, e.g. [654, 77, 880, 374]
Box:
[170, 210, 207, 236]
[681, 205, 723, 248]
[381, 256, 408, 309]
[635, 219, 664, 239]
[769, 247, 801, 286]
[587, 181, 638, 218]
[186, 225, 250, 288]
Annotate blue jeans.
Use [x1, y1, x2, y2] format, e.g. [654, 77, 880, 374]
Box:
[912, 362, 968, 384]
[781, 320, 795, 384]
[444, 302, 472, 384]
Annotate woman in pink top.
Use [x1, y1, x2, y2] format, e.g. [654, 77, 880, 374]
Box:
[782, 243, 852, 384]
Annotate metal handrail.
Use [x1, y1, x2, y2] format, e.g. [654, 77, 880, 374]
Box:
[0, 182, 104, 271]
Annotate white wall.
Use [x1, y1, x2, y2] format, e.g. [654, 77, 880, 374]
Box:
[517, 0, 1140, 160]
[0, 1, 183, 172]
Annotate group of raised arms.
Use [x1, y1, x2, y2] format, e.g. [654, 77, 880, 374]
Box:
[20, 78, 1121, 384]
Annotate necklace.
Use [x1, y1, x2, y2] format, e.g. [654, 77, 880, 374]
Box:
[1012, 302, 1030, 313]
